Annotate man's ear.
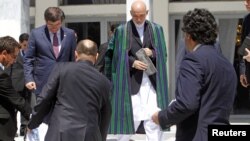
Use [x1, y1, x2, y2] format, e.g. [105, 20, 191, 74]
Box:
[75, 51, 78, 61]
[0, 50, 8, 62]
[1, 50, 7, 55]
[93, 54, 97, 64]
[1, 50, 8, 59]
[96, 53, 99, 61]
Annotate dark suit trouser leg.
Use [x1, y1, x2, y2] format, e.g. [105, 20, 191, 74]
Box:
[20, 90, 33, 135]
[0, 118, 16, 141]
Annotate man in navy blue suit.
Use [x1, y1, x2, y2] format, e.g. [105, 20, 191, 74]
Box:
[152, 8, 237, 141]
[23, 7, 77, 140]
[24, 7, 76, 95]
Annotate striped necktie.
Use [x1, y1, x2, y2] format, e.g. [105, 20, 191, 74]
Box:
[53, 33, 59, 58]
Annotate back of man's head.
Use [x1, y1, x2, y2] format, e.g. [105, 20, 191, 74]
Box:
[75, 39, 97, 63]
[44, 7, 65, 22]
[0, 36, 20, 53]
[110, 24, 119, 33]
[182, 8, 217, 45]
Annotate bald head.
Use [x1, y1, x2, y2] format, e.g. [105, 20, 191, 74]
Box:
[130, 0, 148, 25]
[75, 39, 97, 63]
[131, 0, 147, 12]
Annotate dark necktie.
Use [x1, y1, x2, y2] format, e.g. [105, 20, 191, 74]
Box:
[53, 33, 59, 58]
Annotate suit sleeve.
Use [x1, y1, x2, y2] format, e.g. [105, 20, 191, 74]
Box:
[28, 64, 60, 129]
[99, 79, 111, 141]
[70, 31, 77, 61]
[23, 30, 36, 84]
[158, 55, 203, 129]
[0, 72, 29, 117]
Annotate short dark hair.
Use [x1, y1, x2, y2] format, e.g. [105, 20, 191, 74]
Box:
[110, 24, 119, 33]
[44, 7, 65, 22]
[0, 36, 20, 53]
[19, 33, 29, 43]
[182, 8, 217, 45]
[76, 39, 97, 56]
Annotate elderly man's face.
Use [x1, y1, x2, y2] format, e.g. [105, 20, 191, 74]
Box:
[131, 10, 148, 25]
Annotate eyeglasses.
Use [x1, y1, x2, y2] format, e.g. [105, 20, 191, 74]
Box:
[47, 21, 62, 28]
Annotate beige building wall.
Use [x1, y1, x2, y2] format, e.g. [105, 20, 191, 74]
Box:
[0, 0, 30, 41]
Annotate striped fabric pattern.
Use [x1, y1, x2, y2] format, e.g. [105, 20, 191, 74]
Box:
[105, 21, 168, 134]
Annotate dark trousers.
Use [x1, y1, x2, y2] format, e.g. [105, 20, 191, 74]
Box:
[0, 117, 17, 141]
[19, 90, 36, 133]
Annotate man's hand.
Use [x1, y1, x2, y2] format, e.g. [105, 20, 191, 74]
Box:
[132, 60, 148, 70]
[243, 48, 250, 62]
[240, 74, 249, 88]
[24, 127, 31, 139]
[24, 126, 31, 135]
[152, 111, 160, 125]
[143, 48, 153, 57]
[25, 82, 36, 90]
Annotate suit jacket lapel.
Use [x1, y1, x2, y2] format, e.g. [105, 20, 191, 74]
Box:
[142, 21, 151, 48]
[43, 26, 57, 58]
[58, 28, 67, 58]
[130, 21, 142, 46]
[44, 26, 51, 42]
[60, 28, 64, 41]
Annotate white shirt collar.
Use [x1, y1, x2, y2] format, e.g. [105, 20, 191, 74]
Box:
[193, 44, 201, 52]
[0, 63, 4, 70]
[50, 30, 60, 36]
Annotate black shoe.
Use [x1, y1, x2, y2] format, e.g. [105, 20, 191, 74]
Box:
[15, 133, 18, 137]
[20, 128, 25, 136]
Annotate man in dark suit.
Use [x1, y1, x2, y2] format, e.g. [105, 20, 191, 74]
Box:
[5, 33, 32, 136]
[27, 39, 111, 141]
[23, 7, 77, 140]
[95, 24, 118, 75]
[152, 8, 237, 141]
[0, 36, 30, 141]
[238, 0, 250, 112]
[239, 0, 250, 87]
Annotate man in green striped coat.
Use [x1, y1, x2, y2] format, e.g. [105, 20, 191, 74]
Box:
[105, 1, 168, 140]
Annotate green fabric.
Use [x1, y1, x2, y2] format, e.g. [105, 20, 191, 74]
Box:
[105, 21, 168, 134]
